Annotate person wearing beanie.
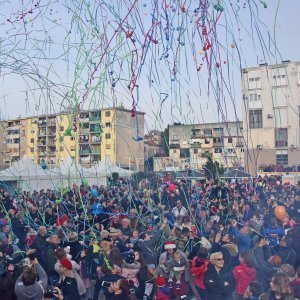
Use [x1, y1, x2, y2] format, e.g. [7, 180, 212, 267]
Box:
[121, 251, 141, 287]
[155, 276, 170, 300]
[55, 248, 87, 297]
[59, 257, 81, 300]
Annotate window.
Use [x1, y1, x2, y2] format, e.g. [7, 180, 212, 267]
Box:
[105, 111, 111, 117]
[71, 136, 76, 141]
[172, 134, 177, 139]
[249, 93, 261, 101]
[214, 147, 223, 153]
[173, 149, 177, 153]
[275, 128, 288, 147]
[106, 144, 111, 150]
[105, 133, 111, 139]
[193, 149, 198, 154]
[30, 148, 34, 153]
[228, 137, 233, 143]
[60, 126, 64, 131]
[30, 138, 34, 143]
[30, 130, 35, 134]
[249, 110, 263, 129]
[241, 148, 245, 152]
[60, 146, 64, 151]
[213, 137, 221, 143]
[70, 147, 75, 152]
[276, 154, 288, 166]
[105, 122, 111, 128]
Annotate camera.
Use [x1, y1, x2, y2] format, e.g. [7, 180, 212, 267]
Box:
[101, 281, 112, 288]
[44, 286, 58, 298]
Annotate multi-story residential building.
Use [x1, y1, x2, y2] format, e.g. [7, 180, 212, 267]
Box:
[242, 61, 300, 175]
[154, 121, 244, 171]
[144, 130, 165, 158]
[0, 107, 145, 171]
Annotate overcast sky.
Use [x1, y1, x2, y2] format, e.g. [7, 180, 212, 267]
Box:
[0, 0, 299, 132]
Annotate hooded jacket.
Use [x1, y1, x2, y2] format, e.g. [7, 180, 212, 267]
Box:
[203, 263, 236, 300]
[121, 261, 140, 287]
[14, 263, 47, 300]
[191, 257, 210, 289]
[233, 262, 256, 296]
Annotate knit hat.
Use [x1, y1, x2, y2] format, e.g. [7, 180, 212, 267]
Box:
[60, 258, 72, 270]
[123, 251, 135, 264]
[156, 276, 167, 287]
[165, 241, 176, 250]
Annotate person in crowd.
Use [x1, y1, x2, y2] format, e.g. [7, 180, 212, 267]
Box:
[259, 273, 295, 300]
[121, 251, 140, 288]
[108, 279, 137, 300]
[233, 251, 257, 299]
[14, 258, 48, 300]
[204, 252, 236, 300]
[243, 281, 263, 300]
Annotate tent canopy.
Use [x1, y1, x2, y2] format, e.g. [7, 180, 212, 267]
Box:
[220, 169, 252, 179]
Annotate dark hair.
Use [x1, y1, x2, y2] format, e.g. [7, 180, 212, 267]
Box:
[296, 266, 300, 278]
[249, 281, 263, 297]
[119, 279, 134, 295]
[197, 247, 209, 260]
[55, 248, 66, 260]
[109, 247, 124, 268]
[22, 268, 37, 286]
[240, 251, 255, 268]
[181, 227, 190, 235]
[139, 232, 146, 240]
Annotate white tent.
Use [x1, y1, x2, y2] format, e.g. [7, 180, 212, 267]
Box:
[0, 157, 133, 192]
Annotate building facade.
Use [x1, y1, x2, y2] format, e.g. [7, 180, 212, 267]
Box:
[154, 122, 244, 171]
[0, 107, 145, 171]
[242, 61, 300, 175]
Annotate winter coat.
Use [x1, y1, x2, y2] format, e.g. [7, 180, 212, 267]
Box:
[191, 257, 210, 289]
[138, 229, 162, 266]
[60, 276, 81, 300]
[203, 264, 236, 300]
[291, 279, 300, 299]
[31, 234, 47, 261]
[62, 240, 82, 262]
[259, 289, 295, 300]
[231, 227, 252, 252]
[99, 274, 124, 300]
[211, 242, 239, 271]
[14, 263, 48, 300]
[233, 262, 256, 296]
[156, 287, 171, 300]
[274, 246, 297, 267]
[263, 227, 285, 247]
[55, 259, 87, 295]
[121, 261, 140, 287]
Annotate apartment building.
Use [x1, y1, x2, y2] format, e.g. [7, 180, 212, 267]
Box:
[242, 61, 300, 175]
[0, 107, 145, 171]
[154, 122, 244, 171]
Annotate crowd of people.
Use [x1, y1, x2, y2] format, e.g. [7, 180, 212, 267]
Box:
[0, 174, 299, 300]
[258, 164, 300, 173]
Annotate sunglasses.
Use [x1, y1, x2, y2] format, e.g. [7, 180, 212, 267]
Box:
[214, 258, 224, 261]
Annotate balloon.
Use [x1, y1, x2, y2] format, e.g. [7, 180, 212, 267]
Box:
[91, 188, 98, 198]
[83, 179, 88, 188]
[274, 206, 286, 221]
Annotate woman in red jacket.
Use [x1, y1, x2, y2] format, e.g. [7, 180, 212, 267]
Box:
[233, 251, 256, 299]
[191, 247, 210, 300]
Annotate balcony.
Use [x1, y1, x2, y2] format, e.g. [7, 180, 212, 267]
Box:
[169, 144, 180, 149]
[190, 143, 201, 148]
[236, 142, 244, 147]
[89, 117, 101, 123]
[90, 149, 100, 155]
[38, 121, 47, 127]
[79, 139, 89, 144]
[38, 131, 47, 136]
[48, 151, 56, 156]
[90, 136, 101, 144]
[79, 128, 89, 134]
[79, 149, 91, 155]
[201, 142, 212, 149]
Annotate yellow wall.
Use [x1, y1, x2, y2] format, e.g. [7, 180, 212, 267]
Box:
[25, 118, 38, 162]
[100, 109, 115, 162]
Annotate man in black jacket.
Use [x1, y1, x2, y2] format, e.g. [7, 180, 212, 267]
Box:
[204, 252, 236, 300]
